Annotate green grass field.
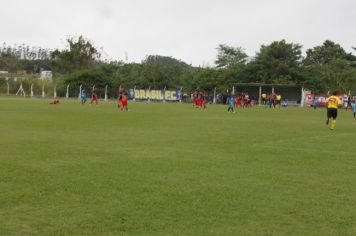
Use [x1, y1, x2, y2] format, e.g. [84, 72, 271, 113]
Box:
[1, 97, 356, 235]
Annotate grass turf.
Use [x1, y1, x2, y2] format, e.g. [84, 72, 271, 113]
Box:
[0, 97, 356, 235]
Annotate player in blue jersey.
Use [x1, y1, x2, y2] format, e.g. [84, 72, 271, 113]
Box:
[313, 97, 318, 109]
[352, 100, 356, 118]
[227, 94, 235, 113]
[81, 89, 87, 104]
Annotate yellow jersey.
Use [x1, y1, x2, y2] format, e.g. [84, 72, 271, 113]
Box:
[276, 95, 281, 101]
[326, 96, 340, 109]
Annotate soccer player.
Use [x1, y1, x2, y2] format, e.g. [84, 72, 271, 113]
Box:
[261, 93, 266, 105]
[118, 94, 123, 109]
[313, 97, 318, 109]
[91, 88, 99, 105]
[192, 91, 198, 107]
[276, 94, 282, 108]
[234, 96, 239, 108]
[81, 89, 87, 104]
[282, 98, 288, 107]
[352, 100, 356, 118]
[121, 94, 128, 111]
[325, 91, 341, 130]
[196, 95, 202, 108]
[270, 93, 276, 108]
[346, 94, 353, 110]
[50, 99, 60, 105]
[202, 94, 207, 109]
[265, 94, 270, 108]
[227, 94, 235, 113]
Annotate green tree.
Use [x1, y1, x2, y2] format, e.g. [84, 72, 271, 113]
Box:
[51, 36, 101, 75]
[253, 40, 303, 84]
[215, 44, 248, 68]
[141, 55, 191, 89]
[113, 63, 144, 89]
[304, 40, 349, 65]
[0, 43, 20, 74]
[302, 40, 356, 92]
[323, 59, 356, 92]
[63, 65, 114, 97]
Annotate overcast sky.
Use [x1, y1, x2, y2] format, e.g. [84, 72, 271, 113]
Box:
[1, 0, 355, 66]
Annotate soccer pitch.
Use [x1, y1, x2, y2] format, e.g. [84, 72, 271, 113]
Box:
[1, 98, 356, 235]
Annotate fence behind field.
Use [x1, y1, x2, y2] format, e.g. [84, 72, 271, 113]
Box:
[0, 81, 307, 106]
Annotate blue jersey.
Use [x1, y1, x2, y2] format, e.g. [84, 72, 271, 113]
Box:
[228, 96, 234, 106]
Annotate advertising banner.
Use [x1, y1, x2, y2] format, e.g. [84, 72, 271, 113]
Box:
[305, 93, 346, 107]
[129, 89, 182, 101]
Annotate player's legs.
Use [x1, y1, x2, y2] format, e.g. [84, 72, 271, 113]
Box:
[330, 109, 337, 130]
[330, 118, 336, 130]
[121, 101, 128, 111]
[326, 108, 331, 125]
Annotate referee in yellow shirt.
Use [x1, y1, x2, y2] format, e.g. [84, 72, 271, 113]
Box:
[325, 91, 341, 130]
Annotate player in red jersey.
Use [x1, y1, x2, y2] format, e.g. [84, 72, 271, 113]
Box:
[118, 94, 123, 109]
[50, 99, 60, 105]
[120, 94, 128, 111]
[202, 94, 207, 109]
[196, 96, 202, 108]
[91, 88, 99, 105]
[192, 91, 197, 107]
[234, 96, 239, 108]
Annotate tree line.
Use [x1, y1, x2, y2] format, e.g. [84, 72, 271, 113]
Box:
[1, 36, 356, 96]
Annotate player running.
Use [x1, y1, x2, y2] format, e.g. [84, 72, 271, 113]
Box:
[325, 91, 341, 130]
